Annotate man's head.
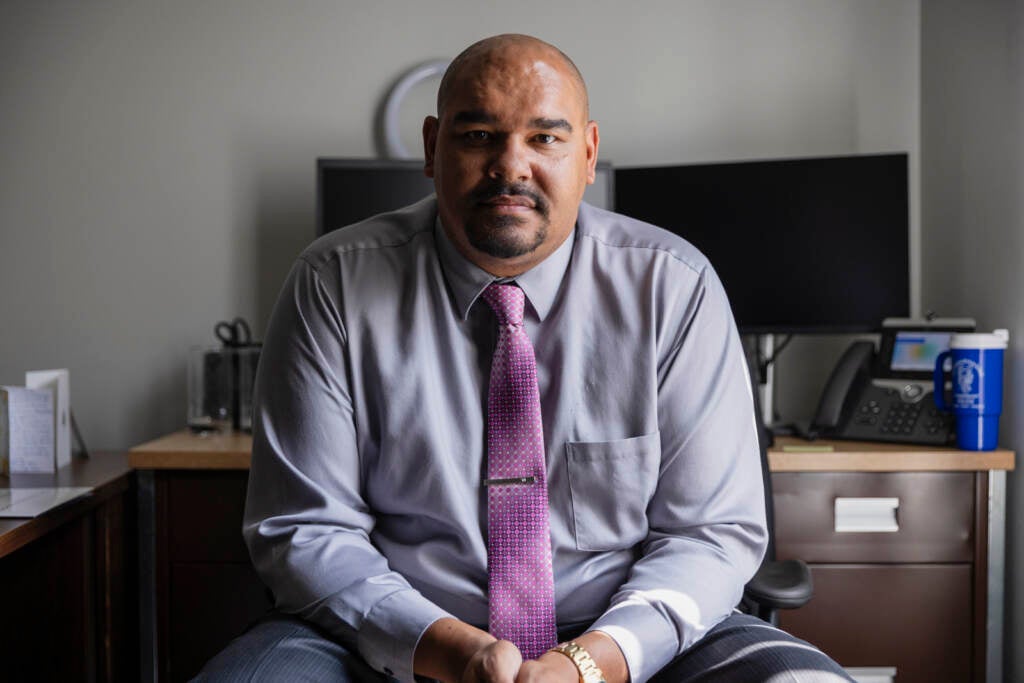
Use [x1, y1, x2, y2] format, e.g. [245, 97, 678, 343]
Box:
[423, 34, 599, 277]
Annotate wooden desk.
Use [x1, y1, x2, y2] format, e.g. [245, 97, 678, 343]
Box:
[768, 437, 1013, 683]
[0, 452, 136, 681]
[129, 431, 251, 470]
[131, 431, 1015, 683]
[131, 432, 266, 683]
[768, 436, 1014, 472]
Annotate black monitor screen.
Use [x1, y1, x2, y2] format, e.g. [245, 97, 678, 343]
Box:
[317, 159, 434, 236]
[614, 154, 909, 333]
[317, 158, 615, 236]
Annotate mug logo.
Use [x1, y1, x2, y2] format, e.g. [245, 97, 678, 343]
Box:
[954, 358, 984, 409]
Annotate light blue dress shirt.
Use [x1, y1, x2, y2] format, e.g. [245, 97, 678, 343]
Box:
[243, 196, 767, 683]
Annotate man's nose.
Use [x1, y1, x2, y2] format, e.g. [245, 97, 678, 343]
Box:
[486, 137, 532, 182]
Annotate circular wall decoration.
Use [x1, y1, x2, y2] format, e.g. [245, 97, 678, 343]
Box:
[379, 59, 450, 159]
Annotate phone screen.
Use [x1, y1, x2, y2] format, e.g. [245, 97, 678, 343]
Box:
[889, 331, 953, 372]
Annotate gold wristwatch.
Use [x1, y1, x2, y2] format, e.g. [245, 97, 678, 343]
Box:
[549, 641, 607, 683]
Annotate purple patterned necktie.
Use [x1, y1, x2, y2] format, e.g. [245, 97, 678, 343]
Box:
[480, 283, 557, 659]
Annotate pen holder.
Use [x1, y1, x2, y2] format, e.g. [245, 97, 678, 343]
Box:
[187, 345, 260, 433]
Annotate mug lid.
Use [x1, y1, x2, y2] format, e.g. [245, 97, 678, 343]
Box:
[950, 329, 1009, 349]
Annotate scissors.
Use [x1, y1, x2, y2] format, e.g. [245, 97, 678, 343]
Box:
[215, 317, 253, 347]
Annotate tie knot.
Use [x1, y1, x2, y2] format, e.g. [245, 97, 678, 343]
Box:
[481, 283, 525, 326]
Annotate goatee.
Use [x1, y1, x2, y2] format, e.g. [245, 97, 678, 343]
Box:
[465, 182, 550, 258]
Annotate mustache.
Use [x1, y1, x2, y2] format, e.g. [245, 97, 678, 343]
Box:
[470, 182, 549, 215]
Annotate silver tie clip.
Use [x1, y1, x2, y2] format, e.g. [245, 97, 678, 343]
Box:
[482, 476, 536, 486]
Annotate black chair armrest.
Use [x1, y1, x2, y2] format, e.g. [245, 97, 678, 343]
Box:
[744, 558, 814, 611]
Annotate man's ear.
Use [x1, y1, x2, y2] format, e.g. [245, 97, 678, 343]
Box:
[423, 116, 439, 178]
[584, 120, 600, 184]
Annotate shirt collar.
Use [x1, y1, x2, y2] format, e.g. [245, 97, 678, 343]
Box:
[434, 216, 575, 322]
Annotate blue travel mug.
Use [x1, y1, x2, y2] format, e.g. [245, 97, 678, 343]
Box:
[933, 330, 1009, 450]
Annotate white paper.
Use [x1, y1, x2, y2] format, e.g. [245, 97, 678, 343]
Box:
[1, 386, 55, 473]
[26, 369, 71, 469]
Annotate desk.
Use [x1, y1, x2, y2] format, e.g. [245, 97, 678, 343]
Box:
[131, 431, 1015, 683]
[130, 432, 266, 683]
[0, 452, 136, 681]
[769, 437, 1013, 683]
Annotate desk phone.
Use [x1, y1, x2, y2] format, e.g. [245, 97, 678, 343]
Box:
[809, 319, 975, 446]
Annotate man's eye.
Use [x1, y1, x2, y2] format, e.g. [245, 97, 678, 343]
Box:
[534, 134, 557, 144]
[465, 130, 491, 142]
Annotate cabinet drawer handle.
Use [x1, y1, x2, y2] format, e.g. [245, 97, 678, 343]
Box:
[844, 666, 898, 683]
[834, 497, 900, 533]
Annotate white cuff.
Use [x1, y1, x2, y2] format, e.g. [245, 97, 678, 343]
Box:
[588, 599, 690, 683]
[356, 589, 452, 682]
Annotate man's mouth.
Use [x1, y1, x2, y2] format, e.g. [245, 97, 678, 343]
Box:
[480, 195, 535, 209]
[470, 183, 547, 216]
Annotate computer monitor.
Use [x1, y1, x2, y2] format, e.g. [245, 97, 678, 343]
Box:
[614, 153, 910, 334]
[316, 158, 615, 236]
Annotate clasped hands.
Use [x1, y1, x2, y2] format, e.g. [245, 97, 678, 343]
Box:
[459, 639, 578, 683]
[415, 618, 599, 683]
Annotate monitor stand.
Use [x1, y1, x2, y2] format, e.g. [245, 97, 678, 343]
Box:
[756, 335, 775, 427]
[742, 334, 777, 429]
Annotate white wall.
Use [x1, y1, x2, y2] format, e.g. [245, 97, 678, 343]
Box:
[0, 0, 919, 448]
[921, 2, 1024, 680]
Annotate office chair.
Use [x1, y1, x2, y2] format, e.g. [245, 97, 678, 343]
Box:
[739, 358, 814, 625]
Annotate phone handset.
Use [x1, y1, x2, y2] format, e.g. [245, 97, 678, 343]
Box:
[809, 341, 876, 437]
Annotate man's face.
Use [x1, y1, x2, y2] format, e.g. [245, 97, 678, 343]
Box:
[423, 47, 599, 277]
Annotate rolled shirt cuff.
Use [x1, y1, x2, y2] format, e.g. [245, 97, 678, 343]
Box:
[355, 589, 453, 682]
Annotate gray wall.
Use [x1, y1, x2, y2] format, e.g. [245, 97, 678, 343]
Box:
[0, 1, 920, 449]
[921, 2, 1024, 680]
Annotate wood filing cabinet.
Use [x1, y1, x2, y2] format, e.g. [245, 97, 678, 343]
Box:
[131, 432, 271, 683]
[0, 453, 138, 682]
[768, 439, 1014, 683]
[154, 470, 272, 681]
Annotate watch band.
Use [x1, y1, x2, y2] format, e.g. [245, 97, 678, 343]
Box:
[549, 641, 607, 683]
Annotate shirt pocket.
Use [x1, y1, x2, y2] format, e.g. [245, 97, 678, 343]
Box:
[564, 431, 661, 551]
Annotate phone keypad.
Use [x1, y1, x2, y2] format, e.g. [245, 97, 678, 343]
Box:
[854, 400, 882, 426]
[881, 401, 921, 435]
[843, 384, 955, 446]
[921, 406, 950, 435]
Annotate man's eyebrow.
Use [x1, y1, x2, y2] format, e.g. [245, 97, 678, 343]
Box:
[452, 110, 497, 125]
[450, 111, 574, 133]
[531, 117, 573, 133]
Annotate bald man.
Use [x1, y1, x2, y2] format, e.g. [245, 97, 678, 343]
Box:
[198, 35, 851, 683]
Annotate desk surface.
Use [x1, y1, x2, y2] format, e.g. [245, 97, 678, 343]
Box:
[130, 430, 252, 469]
[0, 452, 133, 559]
[130, 430, 1015, 473]
[769, 436, 1014, 472]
